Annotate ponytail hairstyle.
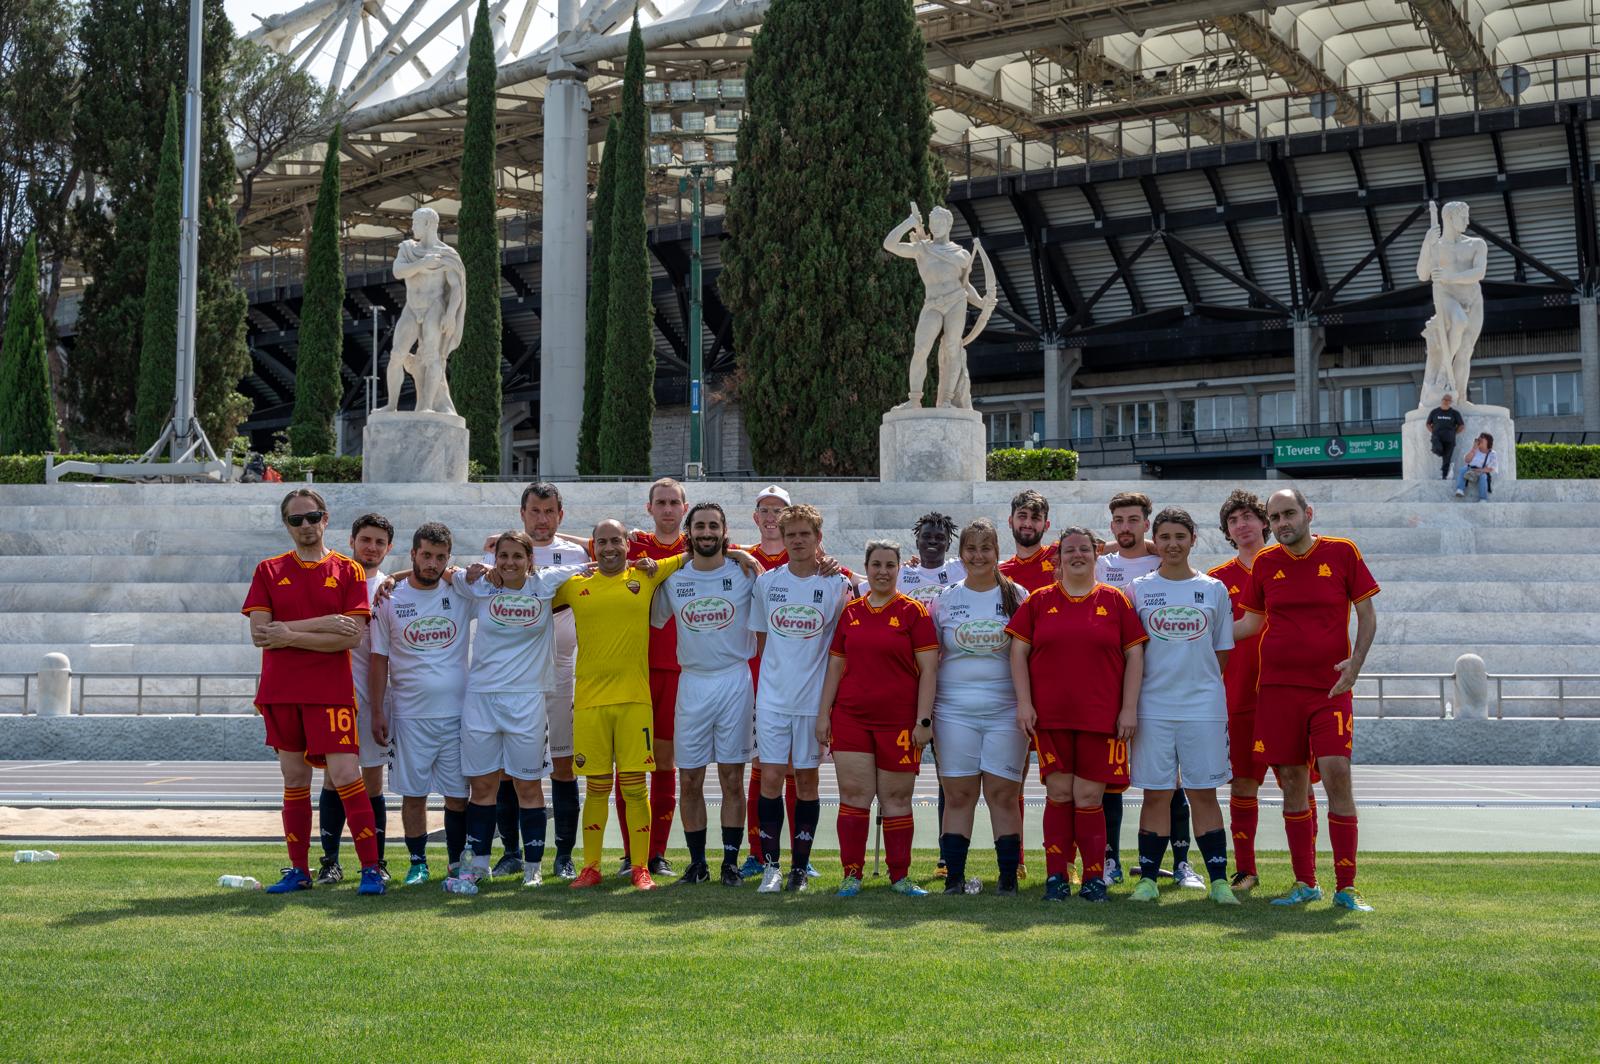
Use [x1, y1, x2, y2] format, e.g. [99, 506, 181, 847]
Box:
[958, 517, 1022, 618]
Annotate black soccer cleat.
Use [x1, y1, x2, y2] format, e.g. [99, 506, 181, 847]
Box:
[1078, 878, 1110, 903]
[647, 855, 676, 879]
[680, 861, 711, 884]
[314, 857, 343, 886]
[720, 864, 743, 886]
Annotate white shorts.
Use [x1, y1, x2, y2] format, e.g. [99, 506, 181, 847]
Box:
[461, 690, 551, 780]
[675, 665, 756, 770]
[390, 715, 468, 799]
[545, 667, 575, 759]
[933, 713, 1030, 782]
[757, 711, 822, 771]
[1130, 717, 1231, 791]
[356, 693, 394, 771]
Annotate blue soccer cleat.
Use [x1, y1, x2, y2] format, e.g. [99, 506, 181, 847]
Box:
[1271, 881, 1324, 906]
[1042, 874, 1072, 901]
[1333, 888, 1373, 912]
[739, 854, 763, 880]
[265, 867, 313, 894]
[889, 877, 928, 897]
[357, 866, 386, 895]
[836, 876, 862, 897]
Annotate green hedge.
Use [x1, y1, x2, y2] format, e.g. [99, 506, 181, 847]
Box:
[1517, 442, 1600, 478]
[987, 447, 1078, 481]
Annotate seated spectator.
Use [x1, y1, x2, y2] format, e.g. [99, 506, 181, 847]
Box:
[1454, 432, 1497, 502]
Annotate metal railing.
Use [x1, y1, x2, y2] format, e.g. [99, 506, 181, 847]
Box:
[0, 673, 259, 716]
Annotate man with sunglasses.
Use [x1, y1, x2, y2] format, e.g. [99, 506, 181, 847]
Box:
[242, 489, 386, 895]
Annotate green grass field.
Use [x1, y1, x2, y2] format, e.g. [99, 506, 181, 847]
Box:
[2, 846, 1595, 1061]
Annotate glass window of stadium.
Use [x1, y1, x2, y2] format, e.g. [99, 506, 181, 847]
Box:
[1342, 382, 1416, 421]
[1181, 394, 1248, 432]
[1102, 401, 1166, 437]
[1514, 372, 1581, 417]
[1258, 391, 1296, 426]
[1468, 376, 1506, 407]
[1070, 406, 1095, 440]
[985, 409, 1041, 445]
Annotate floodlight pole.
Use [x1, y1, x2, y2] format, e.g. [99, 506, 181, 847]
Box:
[682, 164, 711, 473]
[173, 0, 205, 461]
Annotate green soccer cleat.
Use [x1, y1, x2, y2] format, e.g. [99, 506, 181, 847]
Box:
[889, 877, 928, 897]
[1270, 881, 1324, 906]
[1129, 877, 1161, 903]
[1333, 888, 1374, 912]
[1208, 879, 1241, 906]
[836, 876, 862, 898]
[403, 861, 430, 887]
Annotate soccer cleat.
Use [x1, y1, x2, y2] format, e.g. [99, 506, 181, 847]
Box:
[787, 868, 809, 893]
[376, 860, 392, 885]
[720, 864, 743, 887]
[943, 879, 965, 895]
[553, 855, 578, 880]
[1078, 878, 1109, 903]
[357, 866, 386, 895]
[1271, 881, 1324, 906]
[739, 854, 763, 880]
[837, 876, 863, 898]
[1209, 879, 1242, 905]
[1230, 871, 1259, 892]
[996, 882, 1018, 897]
[615, 857, 633, 880]
[1042, 874, 1072, 902]
[1174, 861, 1206, 889]
[314, 857, 343, 886]
[680, 861, 711, 884]
[491, 853, 524, 879]
[647, 855, 676, 879]
[1103, 857, 1124, 885]
[265, 867, 313, 894]
[757, 864, 784, 894]
[1129, 877, 1161, 902]
[1333, 888, 1374, 912]
[443, 872, 481, 895]
[403, 861, 429, 887]
[805, 862, 821, 880]
[630, 865, 658, 891]
[889, 877, 928, 897]
[523, 864, 544, 888]
[935, 859, 948, 879]
[569, 865, 603, 889]
[964, 876, 982, 895]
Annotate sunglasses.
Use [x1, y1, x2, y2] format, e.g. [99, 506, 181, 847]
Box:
[285, 511, 327, 527]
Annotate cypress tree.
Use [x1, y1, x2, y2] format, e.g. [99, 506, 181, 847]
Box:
[287, 125, 344, 456]
[578, 116, 621, 476]
[720, 0, 941, 475]
[450, 0, 502, 473]
[0, 233, 56, 453]
[596, 14, 654, 475]
[133, 92, 182, 451]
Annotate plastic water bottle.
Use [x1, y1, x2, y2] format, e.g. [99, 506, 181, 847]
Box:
[13, 850, 59, 863]
[217, 875, 262, 890]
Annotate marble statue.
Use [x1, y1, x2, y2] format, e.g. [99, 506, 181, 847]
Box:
[1416, 200, 1487, 409]
[884, 202, 996, 410]
[379, 206, 467, 415]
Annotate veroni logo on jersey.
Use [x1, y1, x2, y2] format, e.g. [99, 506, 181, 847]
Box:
[402, 615, 460, 649]
[1147, 605, 1208, 641]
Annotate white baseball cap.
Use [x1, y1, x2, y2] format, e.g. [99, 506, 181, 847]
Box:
[754, 484, 792, 507]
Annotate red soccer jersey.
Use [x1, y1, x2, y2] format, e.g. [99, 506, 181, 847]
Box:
[1004, 582, 1147, 733]
[999, 544, 1060, 592]
[1239, 536, 1380, 692]
[1208, 556, 1264, 716]
[241, 550, 370, 706]
[741, 544, 788, 571]
[630, 530, 687, 671]
[828, 593, 938, 728]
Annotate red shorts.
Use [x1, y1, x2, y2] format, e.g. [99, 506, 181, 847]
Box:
[831, 713, 921, 774]
[260, 703, 359, 766]
[1035, 728, 1127, 786]
[1256, 686, 1354, 765]
[650, 669, 679, 742]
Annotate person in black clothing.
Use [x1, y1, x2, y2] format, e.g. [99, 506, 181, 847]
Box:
[1426, 393, 1465, 479]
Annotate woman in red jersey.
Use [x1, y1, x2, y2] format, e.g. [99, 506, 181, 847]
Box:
[816, 541, 939, 898]
[1007, 526, 1147, 902]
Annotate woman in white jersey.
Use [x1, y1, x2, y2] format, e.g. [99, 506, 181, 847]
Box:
[930, 519, 1030, 896]
[443, 530, 586, 894]
[1126, 508, 1240, 906]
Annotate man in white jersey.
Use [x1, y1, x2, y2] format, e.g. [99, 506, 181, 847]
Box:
[369, 521, 470, 887]
[316, 513, 397, 886]
[651, 501, 758, 886]
[1127, 507, 1239, 906]
[898, 511, 965, 606]
[479, 482, 590, 880]
[748, 503, 854, 891]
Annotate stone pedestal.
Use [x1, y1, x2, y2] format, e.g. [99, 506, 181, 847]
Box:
[879, 406, 986, 483]
[362, 410, 469, 483]
[1402, 403, 1516, 482]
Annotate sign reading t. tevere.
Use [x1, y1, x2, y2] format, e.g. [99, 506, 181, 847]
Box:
[1273, 433, 1401, 464]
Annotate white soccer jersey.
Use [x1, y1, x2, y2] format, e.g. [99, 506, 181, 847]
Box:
[748, 566, 854, 716]
[483, 535, 587, 682]
[898, 559, 966, 606]
[453, 565, 584, 694]
[350, 569, 386, 709]
[1129, 570, 1233, 722]
[1095, 550, 1161, 588]
[931, 580, 1028, 719]
[653, 559, 757, 672]
[369, 578, 469, 719]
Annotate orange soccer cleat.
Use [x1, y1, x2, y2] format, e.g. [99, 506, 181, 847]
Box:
[569, 865, 604, 889]
[630, 865, 658, 891]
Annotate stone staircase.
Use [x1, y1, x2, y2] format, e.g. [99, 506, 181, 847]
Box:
[0, 478, 1594, 716]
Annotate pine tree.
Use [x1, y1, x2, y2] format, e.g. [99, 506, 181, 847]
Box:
[133, 92, 182, 450]
[578, 116, 621, 476]
[0, 234, 56, 453]
[450, 0, 502, 473]
[596, 14, 654, 475]
[287, 125, 344, 456]
[720, 0, 942, 475]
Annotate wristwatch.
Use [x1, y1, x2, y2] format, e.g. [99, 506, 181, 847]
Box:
[919, 717, 932, 728]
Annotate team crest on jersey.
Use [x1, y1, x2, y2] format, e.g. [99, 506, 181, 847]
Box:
[1253, 740, 1265, 753]
[626, 581, 641, 594]
[324, 576, 339, 588]
[1095, 606, 1107, 616]
[1041, 561, 1054, 572]
[888, 616, 900, 628]
[401, 615, 459, 650]
[277, 577, 292, 585]
[488, 593, 544, 628]
[1148, 605, 1208, 641]
[680, 597, 736, 631]
[574, 753, 586, 767]
[1317, 564, 1333, 577]
[771, 603, 827, 637]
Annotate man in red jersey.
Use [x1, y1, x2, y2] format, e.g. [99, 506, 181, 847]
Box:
[242, 489, 385, 895]
[1235, 487, 1379, 912]
[998, 489, 1056, 592]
